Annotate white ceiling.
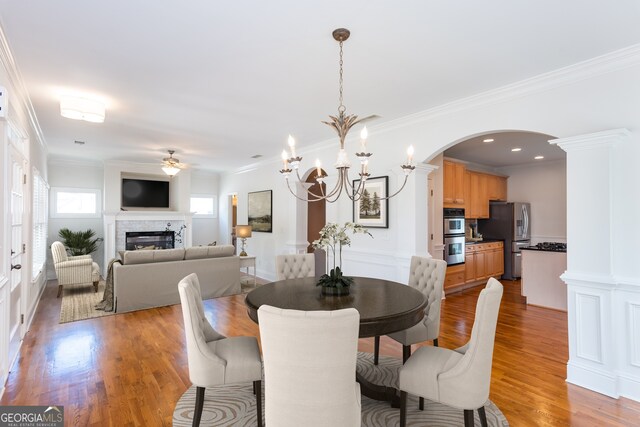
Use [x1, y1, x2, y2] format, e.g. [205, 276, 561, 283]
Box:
[1, 1, 639, 172]
[444, 131, 563, 168]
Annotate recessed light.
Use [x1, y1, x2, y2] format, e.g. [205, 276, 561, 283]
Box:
[74, 140, 85, 145]
[482, 138, 494, 143]
[511, 148, 521, 152]
[534, 155, 544, 160]
[251, 154, 263, 159]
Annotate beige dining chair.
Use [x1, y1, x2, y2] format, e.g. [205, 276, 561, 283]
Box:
[275, 253, 315, 280]
[51, 241, 100, 297]
[399, 278, 503, 427]
[258, 304, 361, 427]
[178, 273, 263, 427]
[374, 256, 446, 365]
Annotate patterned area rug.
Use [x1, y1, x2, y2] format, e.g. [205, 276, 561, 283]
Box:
[173, 352, 510, 426]
[59, 281, 114, 324]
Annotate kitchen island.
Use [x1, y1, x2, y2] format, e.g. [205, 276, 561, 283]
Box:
[521, 243, 567, 311]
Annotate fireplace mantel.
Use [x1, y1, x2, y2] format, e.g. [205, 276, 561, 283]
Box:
[103, 211, 194, 276]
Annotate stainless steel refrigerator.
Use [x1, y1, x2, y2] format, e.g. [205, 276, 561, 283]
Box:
[478, 202, 531, 280]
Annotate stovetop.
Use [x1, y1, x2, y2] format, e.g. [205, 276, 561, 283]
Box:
[523, 242, 567, 252]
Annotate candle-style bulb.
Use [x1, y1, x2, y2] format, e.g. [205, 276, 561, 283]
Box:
[360, 126, 368, 153]
[281, 150, 289, 169]
[287, 135, 296, 158]
[407, 145, 414, 164]
[315, 159, 322, 176]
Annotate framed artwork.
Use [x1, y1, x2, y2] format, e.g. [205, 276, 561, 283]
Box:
[248, 190, 273, 232]
[352, 176, 389, 228]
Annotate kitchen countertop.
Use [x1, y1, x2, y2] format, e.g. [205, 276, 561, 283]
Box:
[521, 246, 567, 253]
[465, 239, 502, 245]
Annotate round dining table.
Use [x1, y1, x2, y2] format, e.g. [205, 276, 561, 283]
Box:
[245, 276, 427, 406]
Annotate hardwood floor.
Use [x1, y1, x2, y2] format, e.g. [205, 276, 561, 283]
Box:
[2, 278, 639, 426]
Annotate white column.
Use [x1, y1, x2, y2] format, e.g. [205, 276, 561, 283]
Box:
[551, 128, 639, 400]
[284, 181, 311, 254]
[397, 163, 436, 257]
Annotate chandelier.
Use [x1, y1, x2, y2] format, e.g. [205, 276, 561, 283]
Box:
[279, 28, 415, 203]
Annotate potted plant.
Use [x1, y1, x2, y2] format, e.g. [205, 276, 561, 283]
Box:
[58, 228, 102, 256]
[312, 222, 372, 295]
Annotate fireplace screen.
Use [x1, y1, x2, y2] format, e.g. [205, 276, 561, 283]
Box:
[126, 231, 175, 250]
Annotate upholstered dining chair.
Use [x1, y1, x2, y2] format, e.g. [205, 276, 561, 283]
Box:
[275, 253, 315, 280]
[51, 241, 100, 297]
[398, 278, 504, 427]
[178, 273, 263, 427]
[258, 304, 361, 427]
[374, 256, 447, 364]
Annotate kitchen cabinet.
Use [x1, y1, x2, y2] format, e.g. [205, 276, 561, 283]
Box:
[466, 171, 489, 219]
[443, 160, 465, 207]
[487, 174, 507, 201]
[446, 242, 504, 293]
[463, 171, 506, 219]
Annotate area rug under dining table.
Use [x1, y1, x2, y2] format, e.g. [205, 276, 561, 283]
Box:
[173, 352, 509, 426]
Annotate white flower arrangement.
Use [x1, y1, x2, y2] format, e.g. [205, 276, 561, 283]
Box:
[312, 222, 372, 278]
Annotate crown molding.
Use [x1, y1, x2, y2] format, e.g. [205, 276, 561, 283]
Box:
[373, 43, 640, 135]
[227, 43, 640, 177]
[0, 20, 47, 150]
[550, 128, 631, 152]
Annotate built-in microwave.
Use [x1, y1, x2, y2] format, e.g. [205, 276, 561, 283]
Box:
[443, 208, 465, 236]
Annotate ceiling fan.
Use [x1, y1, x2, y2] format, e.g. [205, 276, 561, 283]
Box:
[161, 150, 185, 176]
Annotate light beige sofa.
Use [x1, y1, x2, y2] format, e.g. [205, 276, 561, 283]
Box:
[113, 245, 240, 313]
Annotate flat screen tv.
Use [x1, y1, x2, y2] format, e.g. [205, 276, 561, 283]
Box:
[121, 178, 170, 208]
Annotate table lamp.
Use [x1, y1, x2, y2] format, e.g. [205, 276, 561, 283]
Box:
[236, 225, 252, 256]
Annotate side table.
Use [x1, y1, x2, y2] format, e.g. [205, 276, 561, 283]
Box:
[239, 255, 257, 286]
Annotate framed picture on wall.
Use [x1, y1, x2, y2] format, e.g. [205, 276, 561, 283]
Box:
[352, 176, 389, 228]
[248, 190, 273, 232]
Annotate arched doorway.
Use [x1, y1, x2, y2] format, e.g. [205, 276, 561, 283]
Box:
[305, 169, 326, 253]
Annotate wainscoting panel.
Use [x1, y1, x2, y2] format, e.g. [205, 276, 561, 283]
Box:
[575, 292, 603, 363]
[631, 302, 640, 368]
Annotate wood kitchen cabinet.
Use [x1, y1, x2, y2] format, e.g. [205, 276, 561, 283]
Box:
[487, 174, 507, 201]
[463, 171, 506, 219]
[466, 171, 489, 219]
[447, 242, 504, 293]
[443, 160, 465, 207]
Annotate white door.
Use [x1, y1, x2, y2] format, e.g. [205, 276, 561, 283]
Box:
[8, 146, 25, 365]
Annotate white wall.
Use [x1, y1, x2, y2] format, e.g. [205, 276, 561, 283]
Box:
[103, 161, 191, 213]
[190, 170, 220, 246]
[46, 160, 105, 278]
[220, 46, 640, 401]
[498, 160, 567, 244]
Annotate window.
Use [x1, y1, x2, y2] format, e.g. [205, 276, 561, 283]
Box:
[50, 187, 101, 218]
[190, 194, 217, 218]
[32, 170, 49, 279]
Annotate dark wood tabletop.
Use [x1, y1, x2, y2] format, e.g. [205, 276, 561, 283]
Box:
[245, 276, 427, 338]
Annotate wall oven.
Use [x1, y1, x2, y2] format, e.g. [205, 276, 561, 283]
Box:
[443, 208, 465, 266]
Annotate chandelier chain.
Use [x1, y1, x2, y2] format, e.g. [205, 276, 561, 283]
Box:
[338, 40, 345, 114]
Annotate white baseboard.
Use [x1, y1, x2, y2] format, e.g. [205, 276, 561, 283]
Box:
[567, 360, 618, 398]
[618, 372, 640, 401]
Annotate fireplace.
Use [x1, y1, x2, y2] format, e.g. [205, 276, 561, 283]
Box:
[126, 231, 175, 250]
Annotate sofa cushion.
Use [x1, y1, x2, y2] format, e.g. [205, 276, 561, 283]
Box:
[185, 244, 235, 260]
[123, 248, 185, 265]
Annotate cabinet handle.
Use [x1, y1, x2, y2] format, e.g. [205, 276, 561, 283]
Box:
[11, 264, 21, 270]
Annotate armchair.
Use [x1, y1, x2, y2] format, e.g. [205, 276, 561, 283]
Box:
[51, 241, 100, 297]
